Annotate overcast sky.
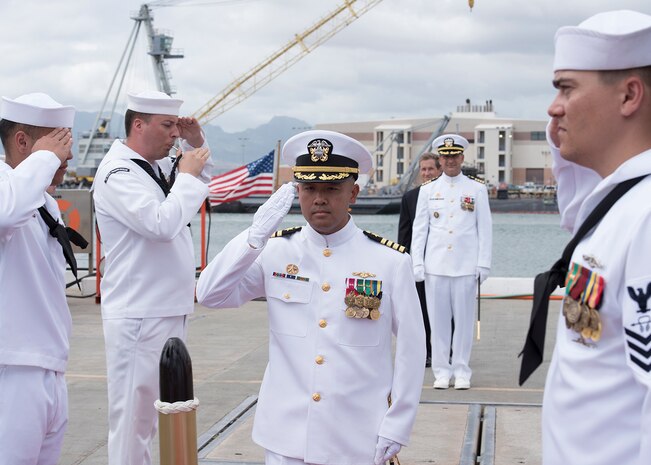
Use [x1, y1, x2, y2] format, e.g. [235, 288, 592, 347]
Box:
[1, 0, 650, 132]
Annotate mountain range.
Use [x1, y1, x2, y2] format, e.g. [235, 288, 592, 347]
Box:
[70, 112, 312, 173]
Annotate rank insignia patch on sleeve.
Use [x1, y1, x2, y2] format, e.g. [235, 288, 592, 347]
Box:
[624, 279, 651, 373]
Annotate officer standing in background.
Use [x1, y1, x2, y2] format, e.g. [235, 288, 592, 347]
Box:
[411, 134, 492, 390]
[539, 10, 651, 465]
[398, 152, 441, 367]
[197, 130, 425, 465]
[0, 93, 75, 464]
[92, 90, 212, 465]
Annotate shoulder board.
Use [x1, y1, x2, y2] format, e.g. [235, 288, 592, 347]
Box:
[363, 231, 406, 253]
[271, 226, 302, 238]
[420, 174, 441, 187]
[467, 175, 485, 184]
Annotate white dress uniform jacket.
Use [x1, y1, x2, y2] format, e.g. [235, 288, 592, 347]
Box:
[196, 218, 425, 465]
[93, 139, 211, 318]
[0, 151, 70, 372]
[411, 173, 492, 276]
[543, 150, 651, 465]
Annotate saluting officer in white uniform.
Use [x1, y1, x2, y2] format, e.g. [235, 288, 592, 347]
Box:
[92, 90, 213, 465]
[0, 93, 75, 465]
[541, 11, 651, 465]
[411, 134, 492, 390]
[197, 130, 425, 465]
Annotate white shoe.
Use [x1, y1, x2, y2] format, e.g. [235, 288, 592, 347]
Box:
[454, 378, 471, 390]
[433, 378, 450, 389]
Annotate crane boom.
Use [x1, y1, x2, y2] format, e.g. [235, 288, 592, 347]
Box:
[193, 0, 383, 124]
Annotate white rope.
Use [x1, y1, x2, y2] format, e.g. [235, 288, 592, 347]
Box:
[154, 397, 200, 414]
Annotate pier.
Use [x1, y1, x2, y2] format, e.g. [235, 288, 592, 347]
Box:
[61, 283, 556, 464]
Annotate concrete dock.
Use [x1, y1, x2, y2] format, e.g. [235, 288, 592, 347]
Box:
[60, 291, 558, 465]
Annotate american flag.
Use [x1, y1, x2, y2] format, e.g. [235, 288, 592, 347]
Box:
[208, 150, 275, 205]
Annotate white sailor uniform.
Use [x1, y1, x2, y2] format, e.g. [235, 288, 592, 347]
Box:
[410, 172, 492, 382]
[196, 218, 425, 465]
[543, 149, 651, 465]
[0, 151, 70, 465]
[92, 138, 211, 465]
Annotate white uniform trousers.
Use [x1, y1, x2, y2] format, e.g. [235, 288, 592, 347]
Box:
[0, 365, 67, 465]
[424, 275, 476, 381]
[103, 315, 187, 465]
[265, 450, 373, 465]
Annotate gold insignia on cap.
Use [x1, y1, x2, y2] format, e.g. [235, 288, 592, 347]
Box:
[286, 264, 299, 274]
[352, 271, 376, 278]
[444, 137, 454, 148]
[308, 138, 332, 163]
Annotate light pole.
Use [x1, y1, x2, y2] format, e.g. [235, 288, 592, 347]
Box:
[238, 137, 249, 165]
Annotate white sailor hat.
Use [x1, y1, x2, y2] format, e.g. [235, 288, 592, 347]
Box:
[282, 129, 373, 183]
[433, 134, 469, 156]
[554, 10, 651, 71]
[0, 93, 75, 128]
[127, 90, 183, 116]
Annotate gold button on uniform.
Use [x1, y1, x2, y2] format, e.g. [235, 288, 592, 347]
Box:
[319, 319, 327, 328]
[312, 393, 321, 402]
[283, 293, 291, 300]
[321, 283, 331, 292]
[315, 355, 324, 365]
[323, 248, 332, 257]
[449, 230, 453, 234]
[447, 245, 452, 250]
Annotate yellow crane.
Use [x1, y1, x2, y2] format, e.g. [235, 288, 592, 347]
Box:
[193, 0, 384, 124]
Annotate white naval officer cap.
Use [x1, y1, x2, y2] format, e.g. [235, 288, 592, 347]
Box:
[554, 10, 651, 71]
[127, 90, 183, 116]
[283, 129, 373, 183]
[0, 93, 75, 128]
[433, 133, 469, 156]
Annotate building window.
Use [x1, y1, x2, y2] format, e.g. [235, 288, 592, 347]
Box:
[478, 162, 485, 174]
[499, 131, 506, 151]
[395, 132, 404, 144]
[498, 170, 505, 183]
[397, 146, 404, 160]
[397, 162, 404, 175]
[376, 170, 383, 182]
[530, 131, 545, 141]
[478, 131, 485, 143]
[499, 154, 505, 167]
[407, 131, 412, 144]
[478, 146, 484, 159]
[377, 154, 383, 167]
[376, 131, 384, 151]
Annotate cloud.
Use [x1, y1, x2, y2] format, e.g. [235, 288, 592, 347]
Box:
[1, 0, 650, 132]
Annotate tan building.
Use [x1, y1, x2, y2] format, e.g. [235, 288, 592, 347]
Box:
[310, 102, 551, 191]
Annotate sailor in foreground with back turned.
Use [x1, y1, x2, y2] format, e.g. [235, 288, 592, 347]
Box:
[197, 130, 425, 465]
[411, 134, 492, 390]
[0, 93, 76, 465]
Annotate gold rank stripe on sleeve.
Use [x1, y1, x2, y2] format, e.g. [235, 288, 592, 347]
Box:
[362, 231, 406, 253]
[270, 226, 302, 238]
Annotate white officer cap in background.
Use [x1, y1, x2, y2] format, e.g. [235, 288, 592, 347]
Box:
[0, 93, 75, 128]
[433, 134, 469, 156]
[554, 10, 651, 71]
[283, 129, 373, 183]
[127, 90, 183, 116]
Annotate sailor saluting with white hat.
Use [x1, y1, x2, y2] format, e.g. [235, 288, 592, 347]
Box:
[197, 130, 425, 465]
[518, 10, 651, 465]
[92, 90, 213, 465]
[0, 92, 77, 465]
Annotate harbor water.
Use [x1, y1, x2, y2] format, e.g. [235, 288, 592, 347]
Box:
[191, 212, 570, 278]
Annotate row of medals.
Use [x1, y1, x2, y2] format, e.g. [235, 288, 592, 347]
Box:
[562, 297, 602, 342]
[460, 199, 475, 211]
[344, 291, 381, 320]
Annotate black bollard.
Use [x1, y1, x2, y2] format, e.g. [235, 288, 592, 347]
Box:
[157, 337, 199, 465]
